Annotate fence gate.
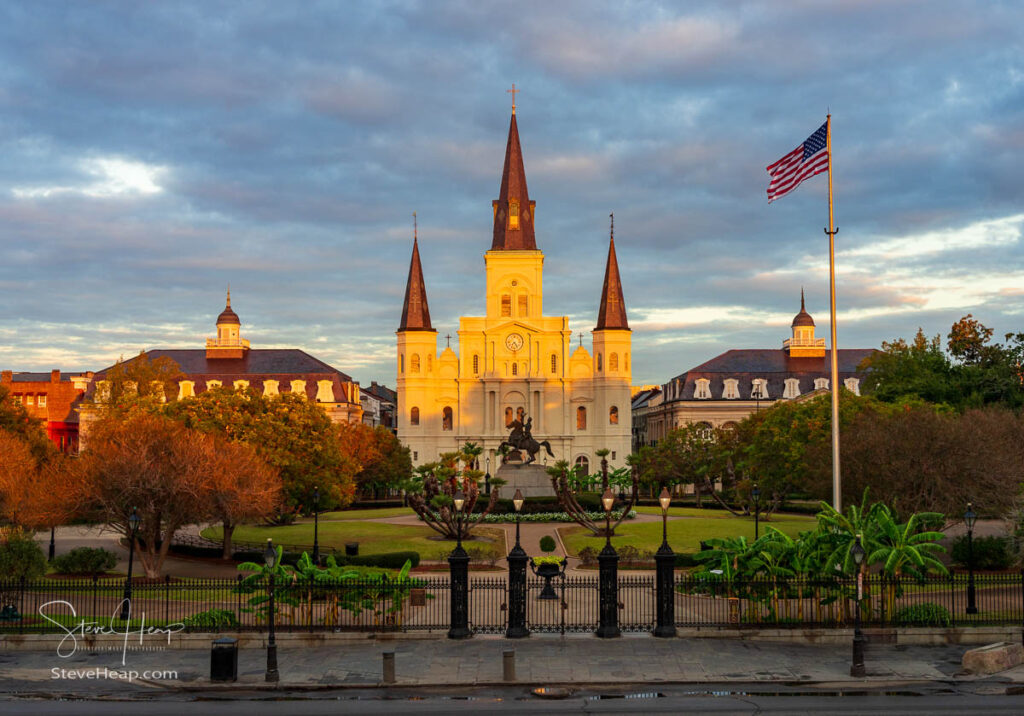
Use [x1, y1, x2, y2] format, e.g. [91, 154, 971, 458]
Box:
[468, 577, 507, 634]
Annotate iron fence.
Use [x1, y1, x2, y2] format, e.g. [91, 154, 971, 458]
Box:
[2, 571, 1021, 636]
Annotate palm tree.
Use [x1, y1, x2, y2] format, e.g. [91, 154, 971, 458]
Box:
[870, 510, 947, 616]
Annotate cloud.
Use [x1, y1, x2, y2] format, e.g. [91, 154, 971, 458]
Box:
[11, 157, 166, 199]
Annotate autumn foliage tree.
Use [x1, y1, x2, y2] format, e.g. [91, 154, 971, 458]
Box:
[163, 387, 354, 513]
[75, 413, 281, 576]
[336, 422, 412, 501]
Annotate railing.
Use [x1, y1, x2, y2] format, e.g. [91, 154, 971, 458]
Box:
[2, 572, 1021, 636]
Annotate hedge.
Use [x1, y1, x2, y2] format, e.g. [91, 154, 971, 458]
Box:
[50, 547, 118, 575]
[230, 548, 420, 569]
[952, 535, 1014, 571]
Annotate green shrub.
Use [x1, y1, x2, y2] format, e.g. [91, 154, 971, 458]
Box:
[0, 531, 46, 581]
[578, 546, 599, 566]
[539, 536, 556, 553]
[951, 535, 1013, 570]
[50, 547, 118, 575]
[533, 555, 564, 566]
[674, 553, 699, 569]
[892, 602, 951, 627]
[231, 549, 420, 570]
[182, 608, 240, 631]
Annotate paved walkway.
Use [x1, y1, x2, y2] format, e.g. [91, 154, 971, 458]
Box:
[1, 636, 1020, 697]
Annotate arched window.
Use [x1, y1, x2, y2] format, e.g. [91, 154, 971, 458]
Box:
[723, 378, 739, 399]
[442, 406, 453, 431]
[501, 294, 512, 317]
[509, 199, 520, 229]
[597, 353, 603, 372]
[577, 406, 587, 430]
[411, 354, 420, 373]
[516, 407, 525, 422]
[505, 407, 514, 428]
[609, 353, 618, 371]
[696, 421, 713, 440]
[550, 354, 557, 374]
[518, 295, 528, 316]
[427, 354, 433, 372]
[472, 354, 479, 374]
[410, 406, 420, 425]
[399, 355, 404, 373]
[574, 456, 590, 477]
[609, 406, 619, 425]
[511, 363, 518, 376]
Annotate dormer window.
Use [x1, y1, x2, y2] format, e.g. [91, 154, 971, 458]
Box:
[723, 379, 739, 399]
[694, 378, 711, 400]
[844, 377, 861, 395]
[814, 377, 829, 390]
[509, 200, 520, 229]
[783, 378, 801, 399]
[751, 379, 768, 399]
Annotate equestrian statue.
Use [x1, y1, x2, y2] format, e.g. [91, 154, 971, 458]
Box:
[499, 416, 555, 465]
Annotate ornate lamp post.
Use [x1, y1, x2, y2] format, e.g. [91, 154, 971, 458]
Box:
[653, 487, 676, 638]
[119, 508, 141, 621]
[596, 488, 620, 638]
[448, 490, 471, 639]
[48, 526, 56, 561]
[965, 502, 978, 615]
[849, 534, 866, 677]
[506, 489, 529, 638]
[263, 539, 279, 682]
[752, 483, 761, 540]
[312, 486, 320, 565]
[485, 456, 491, 495]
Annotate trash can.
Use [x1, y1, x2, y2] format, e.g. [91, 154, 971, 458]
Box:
[345, 542, 359, 556]
[210, 636, 238, 682]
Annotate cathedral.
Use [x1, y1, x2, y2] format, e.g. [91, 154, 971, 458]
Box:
[396, 108, 632, 481]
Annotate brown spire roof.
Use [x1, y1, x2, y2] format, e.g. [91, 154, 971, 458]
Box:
[217, 288, 240, 326]
[792, 288, 815, 327]
[398, 237, 434, 332]
[596, 215, 629, 331]
[491, 112, 537, 251]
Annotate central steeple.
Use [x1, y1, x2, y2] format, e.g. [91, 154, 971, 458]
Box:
[491, 112, 537, 251]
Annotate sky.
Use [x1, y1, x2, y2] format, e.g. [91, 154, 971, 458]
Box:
[1, 1, 1022, 388]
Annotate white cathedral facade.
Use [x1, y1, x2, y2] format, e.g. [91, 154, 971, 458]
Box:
[396, 109, 632, 478]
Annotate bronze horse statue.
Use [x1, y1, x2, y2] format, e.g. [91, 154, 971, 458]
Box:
[500, 417, 555, 465]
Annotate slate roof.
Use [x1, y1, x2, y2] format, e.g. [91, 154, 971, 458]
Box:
[398, 237, 433, 332]
[89, 349, 357, 403]
[9, 372, 83, 382]
[491, 112, 537, 251]
[664, 348, 877, 402]
[596, 231, 629, 331]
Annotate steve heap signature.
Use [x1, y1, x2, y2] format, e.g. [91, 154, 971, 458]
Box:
[38, 600, 185, 665]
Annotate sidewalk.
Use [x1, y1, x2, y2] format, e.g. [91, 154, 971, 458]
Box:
[3, 635, 1023, 697]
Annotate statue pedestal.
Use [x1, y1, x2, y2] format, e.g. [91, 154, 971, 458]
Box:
[495, 463, 553, 498]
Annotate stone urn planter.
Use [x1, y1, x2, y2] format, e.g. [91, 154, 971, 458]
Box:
[530, 558, 567, 600]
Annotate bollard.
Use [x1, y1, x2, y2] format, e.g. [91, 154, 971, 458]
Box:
[503, 648, 516, 682]
[382, 651, 395, 684]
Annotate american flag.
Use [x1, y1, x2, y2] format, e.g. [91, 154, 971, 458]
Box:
[766, 122, 829, 203]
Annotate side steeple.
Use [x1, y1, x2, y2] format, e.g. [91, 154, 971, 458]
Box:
[491, 110, 537, 251]
[399, 218, 433, 332]
[595, 214, 629, 331]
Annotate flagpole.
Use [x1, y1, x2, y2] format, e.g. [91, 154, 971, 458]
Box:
[824, 113, 841, 512]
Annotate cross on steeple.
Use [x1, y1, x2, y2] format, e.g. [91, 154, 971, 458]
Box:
[413, 211, 417, 240]
[446, 333, 451, 347]
[506, 83, 519, 114]
[578, 332, 584, 347]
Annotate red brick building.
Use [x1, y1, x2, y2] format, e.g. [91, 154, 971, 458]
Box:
[1, 369, 92, 453]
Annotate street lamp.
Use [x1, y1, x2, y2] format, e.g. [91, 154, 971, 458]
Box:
[263, 538, 279, 682]
[312, 486, 320, 566]
[448, 489, 470, 639]
[752, 483, 761, 540]
[653, 486, 676, 638]
[965, 502, 978, 615]
[849, 534, 866, 678]
[485, 456, 491, 495]
[48, 526, 56, 561]
[506, 488, 529, 638]
[119, 508, 141, 621]
[597, 488, 620, 638]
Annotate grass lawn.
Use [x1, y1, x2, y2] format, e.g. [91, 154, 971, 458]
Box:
[201, 521, 505, 560]
[634, 506, 819, 519]
[559, 513, 816, 557]
[300, 507, 414, 522]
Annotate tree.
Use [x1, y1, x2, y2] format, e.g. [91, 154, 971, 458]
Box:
[860, 329, 956, 407]
[73, 413, 278, 577]
[337, 422, 412, 500]
[0, 432, 75, 531]
[163, 388, 355, 512]
[548, 449, 638, 537]
[91, 351, 185, 413]
[203, 438, 282, 559]
[400, 443, 502, 540]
